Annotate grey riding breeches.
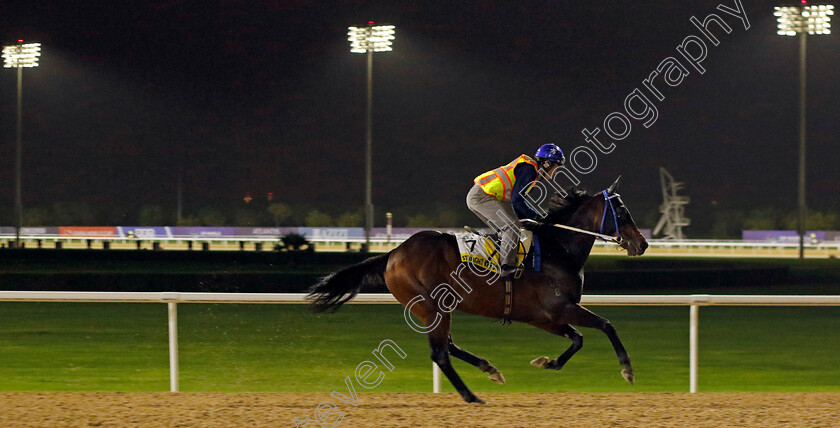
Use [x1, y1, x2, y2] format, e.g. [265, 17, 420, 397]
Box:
[466, 184, 521, 267]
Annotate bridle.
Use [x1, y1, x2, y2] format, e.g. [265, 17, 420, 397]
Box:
[531, 190, 625, 246]
[599, 190, 621, 238]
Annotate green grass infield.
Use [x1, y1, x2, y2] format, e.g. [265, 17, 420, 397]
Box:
[0, 302, 838, 393]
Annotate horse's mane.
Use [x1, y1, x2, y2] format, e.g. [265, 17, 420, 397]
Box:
[543, 187, 591, 224]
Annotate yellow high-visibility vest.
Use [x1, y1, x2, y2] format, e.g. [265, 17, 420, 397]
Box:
[474, 155, 538, 201]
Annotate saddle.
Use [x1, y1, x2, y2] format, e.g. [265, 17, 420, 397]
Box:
[456, 227, 542, 276]
[456, 226, 543, 325]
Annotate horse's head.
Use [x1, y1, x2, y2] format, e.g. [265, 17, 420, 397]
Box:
[531, 176, 648, 257]
[598, 176, 648, 256]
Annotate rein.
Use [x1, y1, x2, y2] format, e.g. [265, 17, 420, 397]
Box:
[549, 223, 622, 244]
[530, 190, 624, 245]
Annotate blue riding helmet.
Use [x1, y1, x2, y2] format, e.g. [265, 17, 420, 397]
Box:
[535, 143, 565, 164]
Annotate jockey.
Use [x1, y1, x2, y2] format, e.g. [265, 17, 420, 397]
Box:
[467, 143, 566, 276]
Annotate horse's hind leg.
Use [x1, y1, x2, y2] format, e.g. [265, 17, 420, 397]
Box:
[448, 336, 505, 385]
[427, 314, 485, 404]
[565, 304, 634, 384]
[529, 324, 583, 371]
[405, 298, 484, 404]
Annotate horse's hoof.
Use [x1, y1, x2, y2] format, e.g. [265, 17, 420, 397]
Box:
[466, 396, 486, 404]
[530, 356, 550, 369]
[622, 368, 635, 384]
[488, 371, 506, 385]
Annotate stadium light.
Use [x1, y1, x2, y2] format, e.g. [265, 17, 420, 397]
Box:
[773, 3, 832, 259]
[3, 42, 41, 248]
[348, 25, 395, 52]
[775, 4, 833, 35]
[347, 23, 395, 252]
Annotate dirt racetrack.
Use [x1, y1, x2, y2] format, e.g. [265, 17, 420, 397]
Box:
[1, 392, 838, 427]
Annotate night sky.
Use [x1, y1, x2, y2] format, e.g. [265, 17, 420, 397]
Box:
[0, 0, 838, 227]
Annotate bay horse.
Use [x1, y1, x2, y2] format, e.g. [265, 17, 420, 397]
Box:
[308, 177, 648, 403]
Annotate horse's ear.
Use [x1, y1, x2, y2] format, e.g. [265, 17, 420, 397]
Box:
[606, 175, 622, 194]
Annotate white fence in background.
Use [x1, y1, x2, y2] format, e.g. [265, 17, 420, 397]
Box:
[2, 233, 840, 257]
[1, 291, 839, 393]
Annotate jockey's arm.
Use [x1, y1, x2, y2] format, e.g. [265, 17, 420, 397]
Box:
[511, 164, 539, 220]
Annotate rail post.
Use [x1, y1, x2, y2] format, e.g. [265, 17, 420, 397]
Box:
[689, 304, 698, 393]
[432, 363, 441, 393]
[168, 302, 180, 392]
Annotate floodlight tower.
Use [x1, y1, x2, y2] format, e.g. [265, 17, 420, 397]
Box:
[347, 23, 395, 252]
[774, 2, 833, 259]
[2, 41, 41, 248]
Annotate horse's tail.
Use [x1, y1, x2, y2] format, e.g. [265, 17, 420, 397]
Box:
[307, 252, 390, 313]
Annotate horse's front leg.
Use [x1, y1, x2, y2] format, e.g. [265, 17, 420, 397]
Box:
[564, 303, 634, 384]
[528, 323, 583, 371]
